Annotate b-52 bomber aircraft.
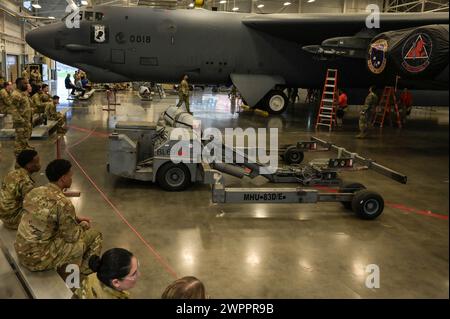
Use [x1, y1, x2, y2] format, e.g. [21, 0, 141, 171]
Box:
[26, 6, 449, 114]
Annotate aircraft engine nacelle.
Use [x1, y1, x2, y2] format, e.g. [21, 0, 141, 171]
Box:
[367, 24, 449, 81]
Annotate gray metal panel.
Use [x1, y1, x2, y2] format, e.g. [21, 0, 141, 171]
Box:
[230, 73, 286, 107]
[108, 134, 138, 178]
[222, 188, 319, 203]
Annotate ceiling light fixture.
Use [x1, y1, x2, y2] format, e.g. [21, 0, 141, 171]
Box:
[231, 0, 238, 12]
[283, 2, 291, 6]
[81, 0, 89, 6]
[257, 4, 264, 8]
[32, 2, 41, 9]
[307, 0, 316, 3]
[219, 0, 227, 3]
[48, 16, 55, 19]
[189, 3, 194, 7]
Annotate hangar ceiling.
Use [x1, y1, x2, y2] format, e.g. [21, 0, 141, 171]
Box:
[17, 0, 450, 20]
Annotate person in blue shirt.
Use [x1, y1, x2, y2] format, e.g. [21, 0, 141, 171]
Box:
[65, 74, 77, 95]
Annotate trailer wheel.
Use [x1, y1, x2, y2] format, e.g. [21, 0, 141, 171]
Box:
[339, 182, 366, 210]
[283, 146, 304, 165]
[156, 163, 191, 192]
[263, 90, 288, 115]
[351, 190, 384, 220]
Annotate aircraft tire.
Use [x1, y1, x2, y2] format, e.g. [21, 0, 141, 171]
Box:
[263, 90, 288, 115]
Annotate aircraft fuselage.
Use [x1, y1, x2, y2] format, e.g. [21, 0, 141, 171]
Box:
[27, 8, 377, 87]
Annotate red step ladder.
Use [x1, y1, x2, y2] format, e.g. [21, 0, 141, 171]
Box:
[372, 86, 402, 128]
[315, 69, 338, 131]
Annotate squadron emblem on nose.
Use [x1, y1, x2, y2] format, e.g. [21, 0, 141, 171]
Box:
[367, 39, 388, 75]
[401, 33, 433, 73]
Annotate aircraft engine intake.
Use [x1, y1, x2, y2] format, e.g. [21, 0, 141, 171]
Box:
[367, 24, 449, 81]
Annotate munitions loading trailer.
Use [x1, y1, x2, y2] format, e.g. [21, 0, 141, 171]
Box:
[107, 108, 407, 219]
[208, 136, 407, 220]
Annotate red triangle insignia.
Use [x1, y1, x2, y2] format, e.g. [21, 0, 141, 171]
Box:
[404, 35, 429, 60]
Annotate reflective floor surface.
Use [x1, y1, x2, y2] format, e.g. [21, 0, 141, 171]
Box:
[0, 87, 448, 298]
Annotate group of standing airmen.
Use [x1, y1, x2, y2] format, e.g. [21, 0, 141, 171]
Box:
[21, 67, 42, 85]
[0, 77, 67, 157]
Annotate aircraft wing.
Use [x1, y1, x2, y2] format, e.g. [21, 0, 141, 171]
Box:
[242, 13, 449, 43]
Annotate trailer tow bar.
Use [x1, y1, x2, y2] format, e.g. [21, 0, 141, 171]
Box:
[310, 137, 408, 184]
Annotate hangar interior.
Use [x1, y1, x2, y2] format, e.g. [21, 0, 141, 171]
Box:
[0, 0, 448, 299]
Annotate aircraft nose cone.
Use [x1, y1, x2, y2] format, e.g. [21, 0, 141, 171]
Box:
[26, 28, 48, 52]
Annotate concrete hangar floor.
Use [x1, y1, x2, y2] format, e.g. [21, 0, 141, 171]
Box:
[0, 87, 448, 298]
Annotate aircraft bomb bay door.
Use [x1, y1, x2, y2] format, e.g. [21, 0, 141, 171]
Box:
[199, 25, 235, 83]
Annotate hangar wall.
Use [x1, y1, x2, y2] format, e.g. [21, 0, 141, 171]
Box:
[216, 0, 384, 13]
[299, 0, 383, 13]
[0, 0, 35, 81]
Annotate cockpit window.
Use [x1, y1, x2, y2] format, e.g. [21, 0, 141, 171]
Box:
[85, 11, 94, 21]
[61, 10, 103, 23]
[61, 11, 82, 22]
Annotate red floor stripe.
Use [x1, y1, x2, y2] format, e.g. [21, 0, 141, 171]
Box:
[64, 127, 178, 279]
[385, 202, 448, 221]
[314, 186, 448, 221]
[67, 126, 98, 149]
[67, 125, 109, 138]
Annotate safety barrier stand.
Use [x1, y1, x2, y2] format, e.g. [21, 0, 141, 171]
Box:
[103, 89, 120, 111]
[55, 135, 81, 198]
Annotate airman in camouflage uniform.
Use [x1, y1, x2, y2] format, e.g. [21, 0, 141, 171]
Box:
[176, 75, 191, 113]
[15, 159, 102, 274]
[10, 78, 34, 156]
[0, 81, 13, 114]
[31, 86, 45, 114]
[0, 150, 40, 229]
[22, 68, 30, 80]
[46, 95, 67, 133]
[30, 68, 42, 84]
[40, 84, 52, 104]
[74, 274, 131, 299]
[74, 248, 138, 299]
[357, 86, 378, 139]
[21, 69, 29, 81]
